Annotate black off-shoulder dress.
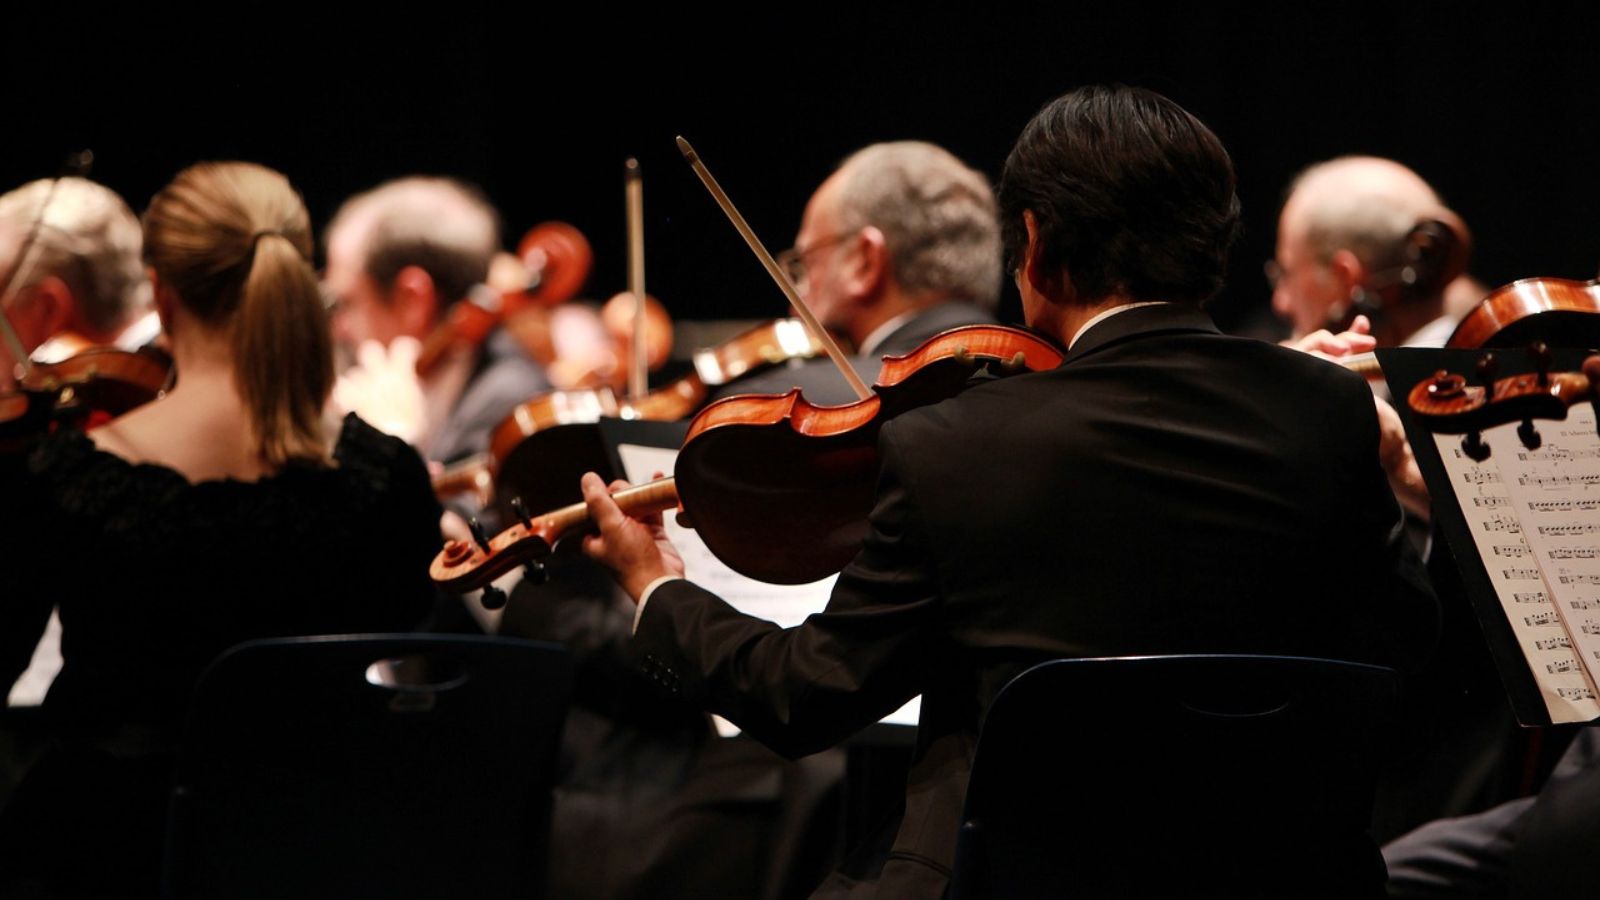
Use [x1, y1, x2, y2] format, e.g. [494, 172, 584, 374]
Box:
[0, 414, 442, 898]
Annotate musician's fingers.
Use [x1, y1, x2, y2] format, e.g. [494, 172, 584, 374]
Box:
[582, 472, 626, 533]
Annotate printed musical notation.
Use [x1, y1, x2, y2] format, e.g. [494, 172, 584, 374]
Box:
[1480, 515, 1522, 534]
[1520, 473, 1600, 490]
[1434, 407, 1600, 724]
[1518, 447, 1600, 462]
[1527, 499, 1600, 513]
[1572, 600, 1600, 611]
[1539, 523, 1600, 537]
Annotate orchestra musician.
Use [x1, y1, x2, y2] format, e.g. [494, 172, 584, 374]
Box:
[0, 176, 157, 376]
[323, 176, 549, 467]
[580, 85, 1438, 899]
[710, 140, 1000, 404]
[0, 162, 441, 899]
[1271, 155, 1472, 353]
[0, 177, 159, 709]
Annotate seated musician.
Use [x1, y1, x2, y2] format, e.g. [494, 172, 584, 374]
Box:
[580, 86, 1438, 899]
[323, 176, 548, 466]
[0, 176, 156, 374]
[1271, 155, 1473, 354]
[0, 162, 441, 899]
[713, 140, 1000, 405]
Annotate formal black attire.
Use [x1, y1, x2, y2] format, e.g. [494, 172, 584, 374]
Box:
[0, 414, 441, 898]
[633, 303, 1438, 898]
[425, 327, 549, 466]
[1384, 725, 1600, 899]
[711, 301, 996, 406]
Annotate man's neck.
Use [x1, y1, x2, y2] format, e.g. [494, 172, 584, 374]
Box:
[847, 292, 940, 351]
[1057, 295, 1139, 348]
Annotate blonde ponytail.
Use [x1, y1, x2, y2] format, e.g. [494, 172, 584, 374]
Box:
[144, 162, 333, 466]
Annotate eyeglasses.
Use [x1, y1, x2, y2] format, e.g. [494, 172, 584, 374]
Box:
[776, 231, 857, 286]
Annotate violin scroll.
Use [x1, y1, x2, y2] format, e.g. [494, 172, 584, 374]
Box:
[1405, 349, 1600, 461]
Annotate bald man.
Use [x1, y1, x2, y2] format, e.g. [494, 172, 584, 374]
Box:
[1272, 156, 1471, 351]
[714, 141, 1001, 405]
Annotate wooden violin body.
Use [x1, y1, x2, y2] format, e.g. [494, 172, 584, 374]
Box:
[432, 325, 1064, 591]
[1447, 277, 1600, 350]
[435, 318, 826, 512]
[0, 345, 172, 453]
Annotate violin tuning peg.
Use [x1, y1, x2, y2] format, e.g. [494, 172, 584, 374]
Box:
[1475, 352, 1499, 389]
[1462, 430, 1492, 462]
[1530, 341, 1553, 386]
[523, 559, 549, 585]
[468, 517, 493, 554]
[1518, 419, 1542, 451]
[509, 496, 533, 530]
[479, 585, 508, 611]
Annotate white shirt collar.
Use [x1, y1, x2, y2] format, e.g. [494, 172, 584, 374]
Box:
[859, 311, 920, 358]
[1067, 301, 1169, 349]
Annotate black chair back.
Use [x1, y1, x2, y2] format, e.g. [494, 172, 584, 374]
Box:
[949, 654, 1397, 900]
[164, 634, 571, 900]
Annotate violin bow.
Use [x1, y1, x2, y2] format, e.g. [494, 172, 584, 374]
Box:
[676, 136, 871, 401]
[625, 157, 649, 401]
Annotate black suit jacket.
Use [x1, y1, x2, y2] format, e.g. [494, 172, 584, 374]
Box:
[636, 303, 1438, 898]
[710, 301, 996, 407]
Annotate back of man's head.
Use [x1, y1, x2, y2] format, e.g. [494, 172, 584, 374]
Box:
[0, 177, 150, 335]
[1284, 156, 1449, 274]
[327, 177, 499, 306]
[833, 141, 1001, 310]
[998, 85, 1241, 305]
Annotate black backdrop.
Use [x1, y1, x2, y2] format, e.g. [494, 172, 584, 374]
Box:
[7, 5, 1599, 337]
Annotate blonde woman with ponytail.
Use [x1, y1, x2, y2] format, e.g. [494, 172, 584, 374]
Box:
[0, 162, 442, 899]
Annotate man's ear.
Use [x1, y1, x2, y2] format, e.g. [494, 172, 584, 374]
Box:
[1021, 210, 1057, 298]
[390, 265, 440, 339]
[1328, 249, 1367, 299]
[29, 276, 76, 341]
[846, 225, 890, 300]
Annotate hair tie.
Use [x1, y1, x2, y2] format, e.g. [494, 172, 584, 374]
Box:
[251, 229, 286, 247]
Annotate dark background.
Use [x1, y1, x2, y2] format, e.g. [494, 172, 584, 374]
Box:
[6, 5, 1599, 338]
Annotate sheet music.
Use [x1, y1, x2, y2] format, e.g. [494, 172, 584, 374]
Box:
[616, 443, 921, 729]
[1434, 411, 1600, 723]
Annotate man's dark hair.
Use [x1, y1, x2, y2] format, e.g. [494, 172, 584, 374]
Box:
[998, 85, 1241, 305]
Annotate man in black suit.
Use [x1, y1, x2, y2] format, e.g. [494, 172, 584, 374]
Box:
[1384, 726, 1600, 899]
[581, 86, 1437, 898]
[716, 141, 999, 406]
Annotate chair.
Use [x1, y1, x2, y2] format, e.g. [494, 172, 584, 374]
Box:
[947, 655, 1398, 900]
[163, 634, 572, 900]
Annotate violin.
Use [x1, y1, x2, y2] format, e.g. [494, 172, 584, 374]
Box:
[412, 222, 595, 378]
[0, 344, 172, 453]
[1446, 277, 1600, 351]
[433, 317, 825, 511]
[1405, 345, 1600, 462]
[431, 324, 1064, 595]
